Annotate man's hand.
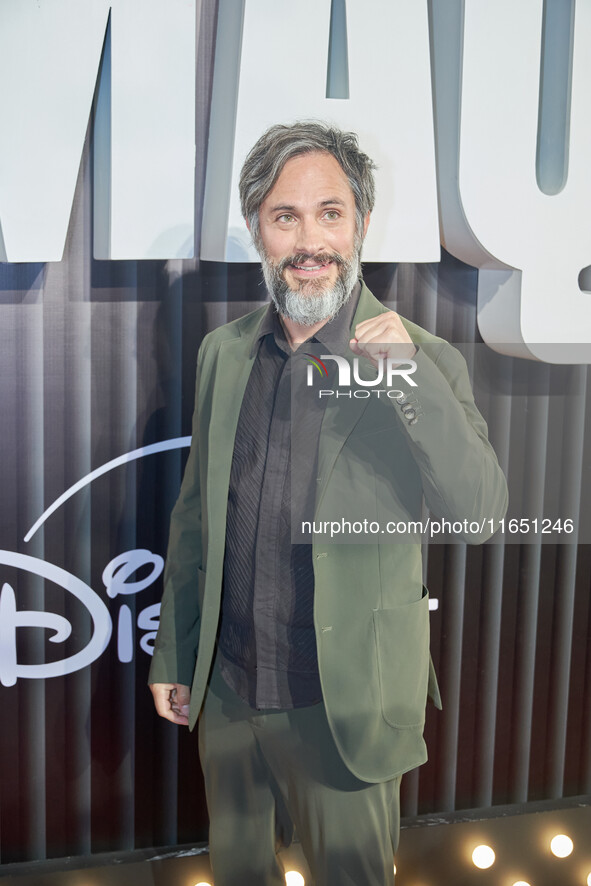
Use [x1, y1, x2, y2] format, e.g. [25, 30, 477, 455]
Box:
[150, 682, 191, 726]
[350, 312, 416, 367]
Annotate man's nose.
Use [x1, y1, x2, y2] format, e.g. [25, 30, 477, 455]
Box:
[295, 217, 325, 256]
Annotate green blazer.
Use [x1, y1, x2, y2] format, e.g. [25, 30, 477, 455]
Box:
[149, 282, 508, 782]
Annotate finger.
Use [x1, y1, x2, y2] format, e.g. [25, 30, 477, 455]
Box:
[350, 321, 392, 357]
[349, 341, 391, 370]
[354, 312, 401, 333]
[354, 313, 413, 347]
[351, 336, 416, 366]
[353, 316, 393, 343]
[173, 684, 191, 707]
[358, 322, 410, 347]
[351, 340, 390, 359]
[170, 687, 191, 719]
[163, 709, 190, 726]
[351, 326, 393, 355]
[166, 709, 190, 726]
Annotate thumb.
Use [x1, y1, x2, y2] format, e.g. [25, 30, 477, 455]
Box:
[173, 684, 191, 708]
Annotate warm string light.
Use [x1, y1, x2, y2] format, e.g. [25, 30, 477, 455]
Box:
[550, 834, 574, 858]
[191, 828, 583, 886]
[193, 874, 306, 885]
[471, 844, 496, 869]
[192, 870, 306, 884]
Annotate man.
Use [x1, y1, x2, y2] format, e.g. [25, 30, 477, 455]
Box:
[149, 121, 508, 885]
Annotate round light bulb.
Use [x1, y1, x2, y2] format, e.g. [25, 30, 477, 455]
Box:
[586, 873, 591, 886]
[194, 882, 212, 886]
[512, 881, 531, 886]
[472, 844, 495, 869]
[550, 834, 573, 858]
[285, 872, 305, 886]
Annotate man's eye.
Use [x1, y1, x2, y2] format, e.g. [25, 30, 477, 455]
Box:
[278, 214, 294, 223]
[324, 210, 339, 220]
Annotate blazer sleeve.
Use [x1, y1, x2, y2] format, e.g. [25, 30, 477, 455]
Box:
[148, 344, 205, 686]
[392, 341, 508, 542]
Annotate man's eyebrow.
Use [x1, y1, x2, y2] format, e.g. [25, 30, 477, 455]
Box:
[267, 203, 297, 214]
[267, 198, 347, 213]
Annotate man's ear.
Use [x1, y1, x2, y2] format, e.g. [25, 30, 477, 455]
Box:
[245, 219, 251, 233]
[362, 212, 371, 238]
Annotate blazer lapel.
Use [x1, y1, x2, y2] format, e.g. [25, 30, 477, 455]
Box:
[206, 327, 259, 574]
[315, 283, 388, 511]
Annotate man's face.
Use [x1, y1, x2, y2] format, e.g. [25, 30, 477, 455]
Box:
[255, 151, 370, 325]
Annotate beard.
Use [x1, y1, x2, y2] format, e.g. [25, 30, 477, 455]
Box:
[259, 240, 362, 327]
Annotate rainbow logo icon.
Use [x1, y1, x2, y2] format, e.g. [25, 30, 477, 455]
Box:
[303, 353, 329, 377]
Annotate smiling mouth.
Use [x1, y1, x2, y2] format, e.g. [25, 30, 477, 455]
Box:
[290, 261, 332, 272]
[282, 253, 342, 276]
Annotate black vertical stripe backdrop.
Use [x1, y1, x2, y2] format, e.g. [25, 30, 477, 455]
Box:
[0, 0, 590, 866]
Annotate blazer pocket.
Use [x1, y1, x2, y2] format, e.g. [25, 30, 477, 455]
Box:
[372, 589, 430, 729]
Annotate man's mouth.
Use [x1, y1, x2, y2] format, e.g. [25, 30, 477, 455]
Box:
[290, 261, 332, 273]
[282, 253, 342, 278]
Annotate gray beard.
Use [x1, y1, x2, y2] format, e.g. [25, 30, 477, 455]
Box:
[260, 246, 361, 327]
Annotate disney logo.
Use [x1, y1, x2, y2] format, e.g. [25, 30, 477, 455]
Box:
[0, 437, 192, 687]
[0, 548, 164, 687]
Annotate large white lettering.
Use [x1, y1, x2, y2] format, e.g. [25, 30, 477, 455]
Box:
[0, 552, 112, 686]
[0, 549, 165, 686]
[306, 355, 417, 387]
[431, 0, 591, 362]
[0, 0, 195, 262]
[102, 550, 164, 598]
[200, 0, 439, 263]
[0, 444, 193, 685]
[1, 2, 589, 362]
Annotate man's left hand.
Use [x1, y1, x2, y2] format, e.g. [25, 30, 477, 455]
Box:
[350, 312, 416, 367]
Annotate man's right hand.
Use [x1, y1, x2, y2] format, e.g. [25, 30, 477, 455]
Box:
[149, 682, 191, 726]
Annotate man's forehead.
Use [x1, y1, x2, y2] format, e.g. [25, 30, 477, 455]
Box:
[265, 196, 348, 213]
[262, 152, 354, 205]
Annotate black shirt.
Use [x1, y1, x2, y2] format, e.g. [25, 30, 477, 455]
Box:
[218, 283, 361, 709]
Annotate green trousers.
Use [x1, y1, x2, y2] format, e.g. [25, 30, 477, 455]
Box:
[198, 654, 400, 886]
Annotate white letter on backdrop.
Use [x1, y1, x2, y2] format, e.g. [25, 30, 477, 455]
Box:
[431, 0, 591, 362]
[200, 0, 439, 264]
[0, 0, 195, 263]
